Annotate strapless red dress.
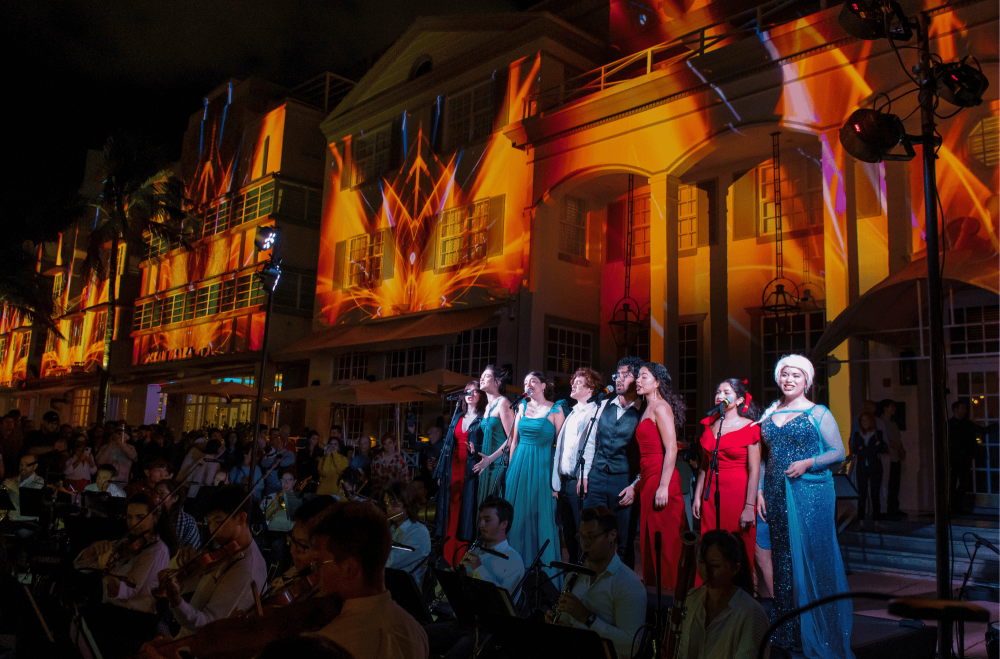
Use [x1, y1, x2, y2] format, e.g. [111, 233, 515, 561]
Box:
[637, 418, 686, 588]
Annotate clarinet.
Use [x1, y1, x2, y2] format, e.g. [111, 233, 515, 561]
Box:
[552, 554, 586, 625]
[662, 531, 699, 659]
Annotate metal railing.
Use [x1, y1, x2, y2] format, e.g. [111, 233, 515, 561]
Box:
[523, 0, 828, 119]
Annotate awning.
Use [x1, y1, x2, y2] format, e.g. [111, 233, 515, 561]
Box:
[812, 248, 999, 358]
[275, 304, 504, 360]
[10, 382, 134, 398]
[159, 381, 258, 400]
[272, 381, 438, 405]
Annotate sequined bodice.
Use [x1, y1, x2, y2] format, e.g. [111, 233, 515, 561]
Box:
[763, 413, 820, 477]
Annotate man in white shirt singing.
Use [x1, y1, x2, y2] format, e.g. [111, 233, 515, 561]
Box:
[547, 505, 646, 659]
[428, 496, 525, 658]
[552, 368, 603, 562]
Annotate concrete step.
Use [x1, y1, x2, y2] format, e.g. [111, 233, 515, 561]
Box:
[839, 523, 999, 585]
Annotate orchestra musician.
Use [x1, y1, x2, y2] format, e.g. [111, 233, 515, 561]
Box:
[426, 495, 524, 659]
[151, 485, 267, 640]
[545, 506, 645, 659]
[384, 481, 432, 587]
[262, 468, 303, 573]
[72, 491, 173, 658]
[309, 500, 429, 659]
[270, 494, 337, 592]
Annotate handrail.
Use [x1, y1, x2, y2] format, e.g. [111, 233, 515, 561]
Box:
[522, 0, 828, 119]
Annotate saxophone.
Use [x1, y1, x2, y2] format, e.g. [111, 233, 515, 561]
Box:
[662, 531, 699, 659]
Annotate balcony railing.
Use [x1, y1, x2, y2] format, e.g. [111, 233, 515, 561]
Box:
[522, 0, 829, 119]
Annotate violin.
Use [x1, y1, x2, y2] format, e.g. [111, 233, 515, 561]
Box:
[261, 567, 320, 608]
[152, 540, 242, 598]
[106, 529, 157, 571]
[136, 592, 343, 659]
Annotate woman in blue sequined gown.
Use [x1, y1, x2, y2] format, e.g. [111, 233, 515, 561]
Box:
[757, 354, 854, 659]
[502, 372, 564, 583]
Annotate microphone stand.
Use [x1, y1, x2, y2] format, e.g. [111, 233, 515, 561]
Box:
[653, 531, 664, 655]
[510, 538, 550, 615]
[704, 414, 724, 531]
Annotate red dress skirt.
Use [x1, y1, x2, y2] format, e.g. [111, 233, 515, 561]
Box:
[698, 421, 760, 577]
[443, 423, 471, 566]
[637, 418, 686, 589]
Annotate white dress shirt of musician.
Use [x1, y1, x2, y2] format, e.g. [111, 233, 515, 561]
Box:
[159, 490, 268, 639]
[73, 494, 170, 614]
[546, 506, 646, 659]
[551, 396, 600, 492]
[457, 496, 524, 595]
[384, 483, 432, 587]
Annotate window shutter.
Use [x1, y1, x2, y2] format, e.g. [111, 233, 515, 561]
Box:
[423, 217, 438, 272]
[381, 229, 395, 281]
[697, 179, 717, 247]
[332, 240, 347, 290]
[389, 117, 404, 171]
[493, 68, 510, 132]
[855, 160, 881, 219]
[731, 170, 756, 241]
[606, 200, 625, 263]
[487, 195, 505, 257]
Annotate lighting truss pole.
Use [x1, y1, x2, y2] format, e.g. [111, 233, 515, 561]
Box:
[916, 12, 953, 658]
[248, 255, 280, 498]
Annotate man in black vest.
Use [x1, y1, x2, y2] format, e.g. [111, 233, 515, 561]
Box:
[581, 356, 643, 566]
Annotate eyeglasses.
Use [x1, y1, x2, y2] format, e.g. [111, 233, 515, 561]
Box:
[576, 529, 611, 544]
[310, 559, 336, 572]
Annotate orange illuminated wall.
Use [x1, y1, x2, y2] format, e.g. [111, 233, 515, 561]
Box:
[316, 58, 542, 326]
[0, 307, 31, 388]
[129, 94, 287, 366]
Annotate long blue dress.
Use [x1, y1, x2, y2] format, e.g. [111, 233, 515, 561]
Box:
[477, 399, 509, 504]
[504, 402, 561, 585]
[761, 404, 855, 659]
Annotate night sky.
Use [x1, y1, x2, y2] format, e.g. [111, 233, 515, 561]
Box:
[6, 0, 531, 234]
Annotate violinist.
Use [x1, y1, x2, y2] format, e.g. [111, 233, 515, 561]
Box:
[270, 495, 336, 592]
[157, 485, 267, 639]
[72, 491, 173, 659]
[310, 501, 429, 659]
[154, 480, 200, 550]
[262, 468, 303, 573]
[383, 481, 431, 587]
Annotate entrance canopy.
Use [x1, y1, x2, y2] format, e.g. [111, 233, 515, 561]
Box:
[275, 304, 504, 360]
[812, 249, 999, 358]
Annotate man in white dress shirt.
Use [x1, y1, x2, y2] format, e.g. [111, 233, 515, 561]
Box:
[3, 454, 44, 521]
[385, 481, 432, 587]
[312, 500, 429, 659]
[427, 496, 525, 658]
[552, 368, 603, 562]
[547, 506, 646, 659]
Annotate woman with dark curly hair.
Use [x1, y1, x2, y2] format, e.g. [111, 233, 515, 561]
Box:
[620, 362, 686, 589]
[693, 378, 761, 577]
[472, 364, 515, 504]
[434, 382, 486, 565]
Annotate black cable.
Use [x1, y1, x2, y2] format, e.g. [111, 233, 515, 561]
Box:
[874, 92, 893, 114]
[756, 591, 895, 659]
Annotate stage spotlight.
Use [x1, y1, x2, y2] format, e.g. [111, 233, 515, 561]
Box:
[935, 57, 990, 108]
[839, 0, 912, 41]
[840, 108, 911, 163]
[254, 226, 279, 251]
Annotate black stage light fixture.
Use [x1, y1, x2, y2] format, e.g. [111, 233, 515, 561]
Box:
[839, 0, 912, 41]
[935, 57, 990, 107]
[840, 108, 914, 163]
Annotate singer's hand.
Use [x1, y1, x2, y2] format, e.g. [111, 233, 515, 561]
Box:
[618, 485, 635, 506]
[784, 458, 813, 479]
[756, 490, 767, 520]
[472, 456, 491, 474]
[556, 592, 590, 623]
[467, 441, 476, 455]
[692, 498, 702, 520]
[654, 486, 670, 509]
[739, 504, 755, 531]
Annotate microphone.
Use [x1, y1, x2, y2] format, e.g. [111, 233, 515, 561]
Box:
[703, 394, 735, 420]
[445, 390, 466, 401]
[971, 532, 999, 555]
[549, 561, 596, 577]
[509, 392, 529, 410]
[597, 384, 616, 400]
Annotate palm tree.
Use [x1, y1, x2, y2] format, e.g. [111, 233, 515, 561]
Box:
[82, 132, 190, 425]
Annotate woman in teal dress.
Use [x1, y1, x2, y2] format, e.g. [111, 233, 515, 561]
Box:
[499, 371, 564, 583]
[473, 365, 515, 503]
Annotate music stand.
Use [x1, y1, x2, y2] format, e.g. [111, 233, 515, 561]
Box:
[385, 568, 434, 625]
[82, 491, 126, 519]
[18, 487, 44, 519]
[483, 615, 617, 659]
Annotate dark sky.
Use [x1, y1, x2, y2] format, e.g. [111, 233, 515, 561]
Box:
[6, 0, 529, 230]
